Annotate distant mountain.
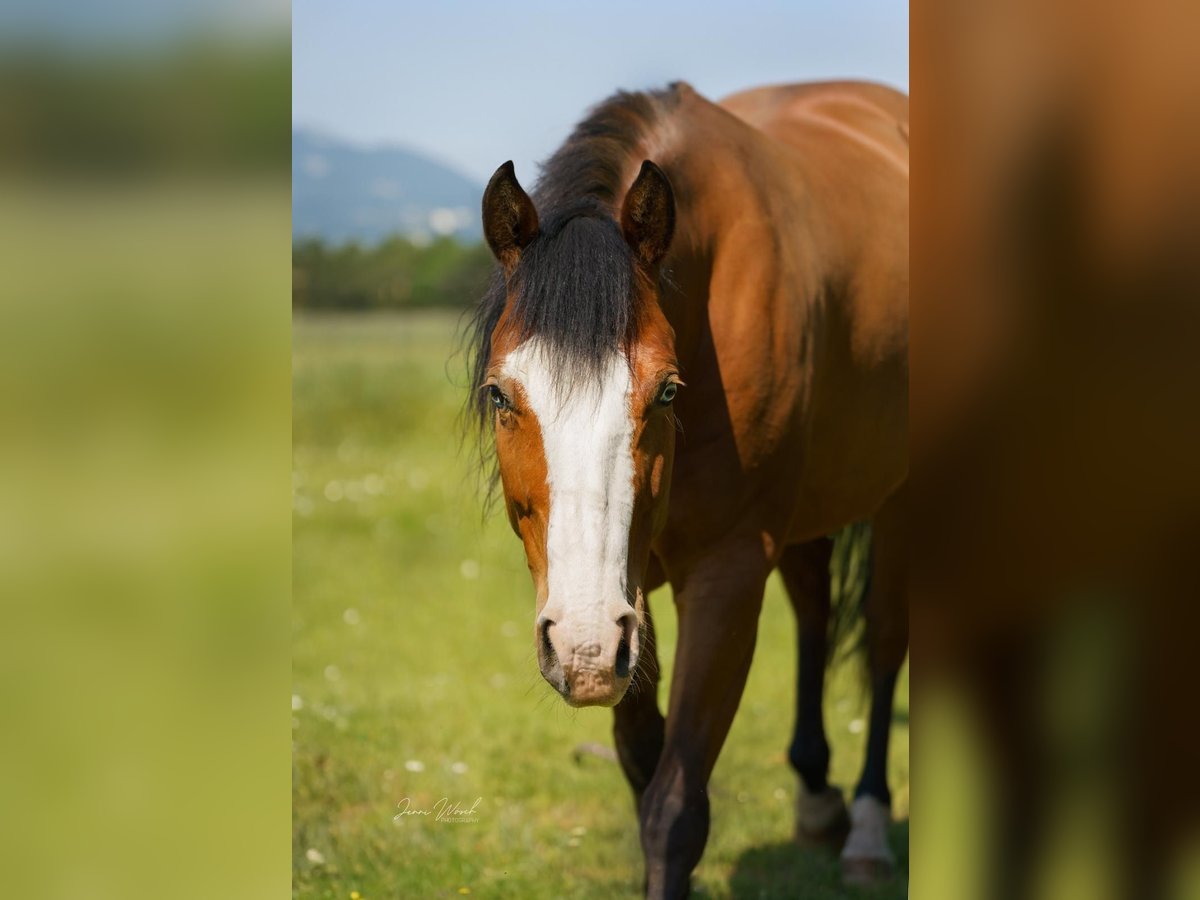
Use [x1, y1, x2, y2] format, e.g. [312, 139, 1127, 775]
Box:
[293, 129, 483, 245]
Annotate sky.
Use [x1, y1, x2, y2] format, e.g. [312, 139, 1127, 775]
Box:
[293, 0, 908, 185]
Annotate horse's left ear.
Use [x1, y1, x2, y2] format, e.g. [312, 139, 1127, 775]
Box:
[621, 160, 675, 268]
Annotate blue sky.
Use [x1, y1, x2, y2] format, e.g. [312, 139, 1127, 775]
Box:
[293, 0, 907, 184]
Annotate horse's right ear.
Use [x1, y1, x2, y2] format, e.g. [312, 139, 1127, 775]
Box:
[482, 161, 539, 271]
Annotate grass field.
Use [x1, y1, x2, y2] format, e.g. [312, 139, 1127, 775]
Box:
[292, 311, 909, 899]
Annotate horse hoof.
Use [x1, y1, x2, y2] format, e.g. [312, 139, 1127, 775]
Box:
[841, 855, 895, 886]
[840, 795, 895, 885]
[794, 784, 850, 847]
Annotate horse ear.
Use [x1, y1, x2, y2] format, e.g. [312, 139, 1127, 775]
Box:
[482, 161, 539, 271]
[621, 160, 675, 268]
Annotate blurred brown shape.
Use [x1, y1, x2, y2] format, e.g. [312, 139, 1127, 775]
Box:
[913, 0, 1200, 897]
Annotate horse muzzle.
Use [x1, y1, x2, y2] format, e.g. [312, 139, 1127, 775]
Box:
[536, 607, 639, 707]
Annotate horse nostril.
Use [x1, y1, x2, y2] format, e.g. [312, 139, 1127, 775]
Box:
[615, 612, 637, 679]
[539, 618, 556, 665]
[537, 617, 569, 695]
[615, 632, 631, 678]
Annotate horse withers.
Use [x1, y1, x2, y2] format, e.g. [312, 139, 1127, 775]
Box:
[467, 80, 908, 898]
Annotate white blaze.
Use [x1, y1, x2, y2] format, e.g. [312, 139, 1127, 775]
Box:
[502, 339, 635, 638]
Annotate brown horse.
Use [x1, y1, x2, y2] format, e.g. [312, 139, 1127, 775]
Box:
[466, 81, 908, 898]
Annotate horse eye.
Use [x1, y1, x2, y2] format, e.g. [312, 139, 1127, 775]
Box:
[488, 384, 510, 410]
[657, 382, 678, 406]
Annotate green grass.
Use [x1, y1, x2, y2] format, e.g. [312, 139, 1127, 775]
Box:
[292, 311, 909, 899]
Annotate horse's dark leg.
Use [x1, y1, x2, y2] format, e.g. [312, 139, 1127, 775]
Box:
[639, 538, 769, 900]
[778, 538, 849, 845]
[844, 487, 909, 885]
[613, 600, 665, 806]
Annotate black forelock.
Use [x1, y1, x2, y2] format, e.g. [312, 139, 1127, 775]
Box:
[510, 201, 636, 374]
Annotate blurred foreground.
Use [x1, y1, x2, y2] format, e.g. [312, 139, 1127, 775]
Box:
[913, 1, 1200, 898]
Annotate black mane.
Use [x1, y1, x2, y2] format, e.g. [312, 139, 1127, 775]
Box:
[463, 86, 681, 442]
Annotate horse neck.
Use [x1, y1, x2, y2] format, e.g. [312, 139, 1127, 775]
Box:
[640, 89, 818, 367]
[668, 98, 792, 247]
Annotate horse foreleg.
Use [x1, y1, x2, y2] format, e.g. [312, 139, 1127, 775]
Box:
[639, 539, 769, 900]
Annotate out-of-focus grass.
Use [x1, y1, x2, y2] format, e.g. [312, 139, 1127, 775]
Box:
[292, 312, 909, 898]
[0, 20, 289, 900]
[0, 180, 290, 900]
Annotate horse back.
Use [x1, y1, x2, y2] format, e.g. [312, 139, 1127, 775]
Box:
[719, 80, 908, 167]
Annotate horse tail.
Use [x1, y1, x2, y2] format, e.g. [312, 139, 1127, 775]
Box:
[827, 520, 873, 671]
